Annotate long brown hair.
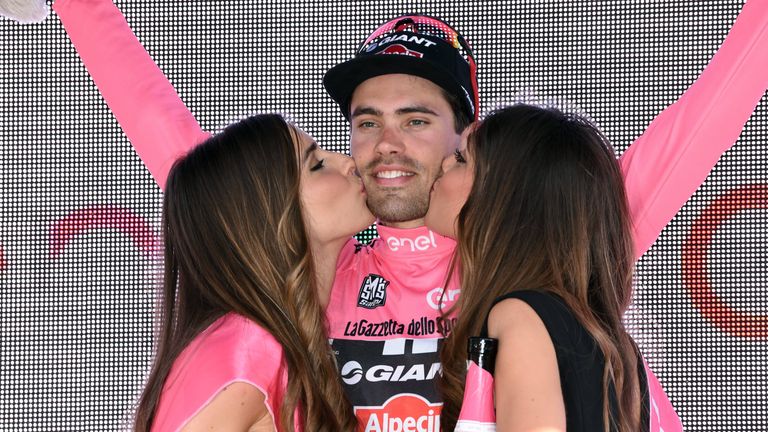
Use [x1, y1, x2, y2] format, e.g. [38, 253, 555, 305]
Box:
[135, 114, 356, 431]
[440, 105, 642, 431]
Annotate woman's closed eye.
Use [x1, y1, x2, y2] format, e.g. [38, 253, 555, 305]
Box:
[454, 149, 467, 163]
[310, 159, 325, 171]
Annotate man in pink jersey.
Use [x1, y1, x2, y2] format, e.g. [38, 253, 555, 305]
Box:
[322, 17, 478, 429]
[44, 1, 768, 429]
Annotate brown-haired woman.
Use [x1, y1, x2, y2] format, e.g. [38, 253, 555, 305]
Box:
[135, 114, 373, 431]
[426, 104, 677, 431]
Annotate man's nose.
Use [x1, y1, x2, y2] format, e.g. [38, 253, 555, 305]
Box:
[374, 125, 405, 155]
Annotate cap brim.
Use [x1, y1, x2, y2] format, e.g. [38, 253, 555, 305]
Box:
[324, 55, 468, 120]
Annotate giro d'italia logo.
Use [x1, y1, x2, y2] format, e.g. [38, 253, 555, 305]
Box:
[357, 274, 389, 309]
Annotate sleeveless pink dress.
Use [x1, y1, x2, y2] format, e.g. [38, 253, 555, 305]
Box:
[151, 313, 298, 431]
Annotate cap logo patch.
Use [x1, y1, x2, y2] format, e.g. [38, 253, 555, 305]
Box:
[377, 44, 424, 58]
[365, 34, 437, 53]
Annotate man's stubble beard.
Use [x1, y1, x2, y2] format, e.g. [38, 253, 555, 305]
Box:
[366, 187, 431, 224]
[360, 155, 434, 224]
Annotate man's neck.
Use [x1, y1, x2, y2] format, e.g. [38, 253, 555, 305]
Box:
[310, 238, 347, 308]
[378, 218, 425, 229]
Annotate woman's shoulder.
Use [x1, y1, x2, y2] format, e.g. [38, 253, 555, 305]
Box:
[486, 290, 570, 352]
[486, 291, 568, 431]
[182, 313, 284, 368]
[489, 290, 582, 340]
[487, 292, 558, 357]
[152, 313, 287, 431]
[487, 289, 600, 369]
[491, 290, 570, 315]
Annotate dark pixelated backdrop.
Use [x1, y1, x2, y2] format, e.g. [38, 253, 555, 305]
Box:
[1, 1, 766, 430]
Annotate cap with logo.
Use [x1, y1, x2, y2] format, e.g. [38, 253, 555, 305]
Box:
[323, 14, 479, 122]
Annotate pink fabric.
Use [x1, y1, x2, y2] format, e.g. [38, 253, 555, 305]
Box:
[328, 225, 460, 340]
[621, 0, 768, 257]
[645, 360, 684, 432]
[53, 0, 211, 189]
[152, 313, 294, 431]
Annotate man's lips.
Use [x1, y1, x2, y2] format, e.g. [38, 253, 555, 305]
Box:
[375, 170, 414, 179]
[369, 166, 416, 187]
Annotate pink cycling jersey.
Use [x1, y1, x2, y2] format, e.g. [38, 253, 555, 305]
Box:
[54, 0, 768, 430]
[327, 226, 458, 430]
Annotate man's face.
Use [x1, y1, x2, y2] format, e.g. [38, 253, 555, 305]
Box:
[349, 74, 462, 228]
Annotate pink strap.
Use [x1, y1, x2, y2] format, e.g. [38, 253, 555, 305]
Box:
[621, 0, 768, 259]
[644, 360, 684, 432]
[54, 0, 211, 189]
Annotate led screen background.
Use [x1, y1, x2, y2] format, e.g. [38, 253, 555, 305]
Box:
[1, 1, 766, 430]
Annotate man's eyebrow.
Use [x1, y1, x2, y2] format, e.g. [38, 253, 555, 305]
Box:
[351, 106, 383, 118]
[303, 142, 318, 161]
[396, 106, 439, 116]
[350, 105, 440, 118]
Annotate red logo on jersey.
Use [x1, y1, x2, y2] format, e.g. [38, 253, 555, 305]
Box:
[356, 393, 441, 432]
[378, 44, 424, 58]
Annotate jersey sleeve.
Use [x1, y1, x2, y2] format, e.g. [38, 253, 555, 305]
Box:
[620, 0, 768, 259]
[53, 0, 212, 189]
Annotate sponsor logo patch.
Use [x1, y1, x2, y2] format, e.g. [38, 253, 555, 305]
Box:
[341, 360, 364, 385]
[342, 317, 457, 337]
[340, 359, 441, 386]
[426, 287, 461, 311]
[377, 43, 424, 58]
[356, 393, 442, 432]
[358, 274, 390, 309]
[386, 230, 437, 252]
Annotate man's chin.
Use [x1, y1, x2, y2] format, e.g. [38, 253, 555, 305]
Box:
[366, 193, 429, 224]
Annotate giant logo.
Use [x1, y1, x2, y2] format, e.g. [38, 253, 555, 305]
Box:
[365, 34, 437, 53]
[340, 360, 441, 386]
[341, 360, 364, 385]
[332, 338, 443, 407]
[356, 393, 442, 432]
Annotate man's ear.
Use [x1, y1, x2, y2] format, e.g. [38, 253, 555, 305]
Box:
[0, 0, 49, 24]
[459, 121, 477, 147]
